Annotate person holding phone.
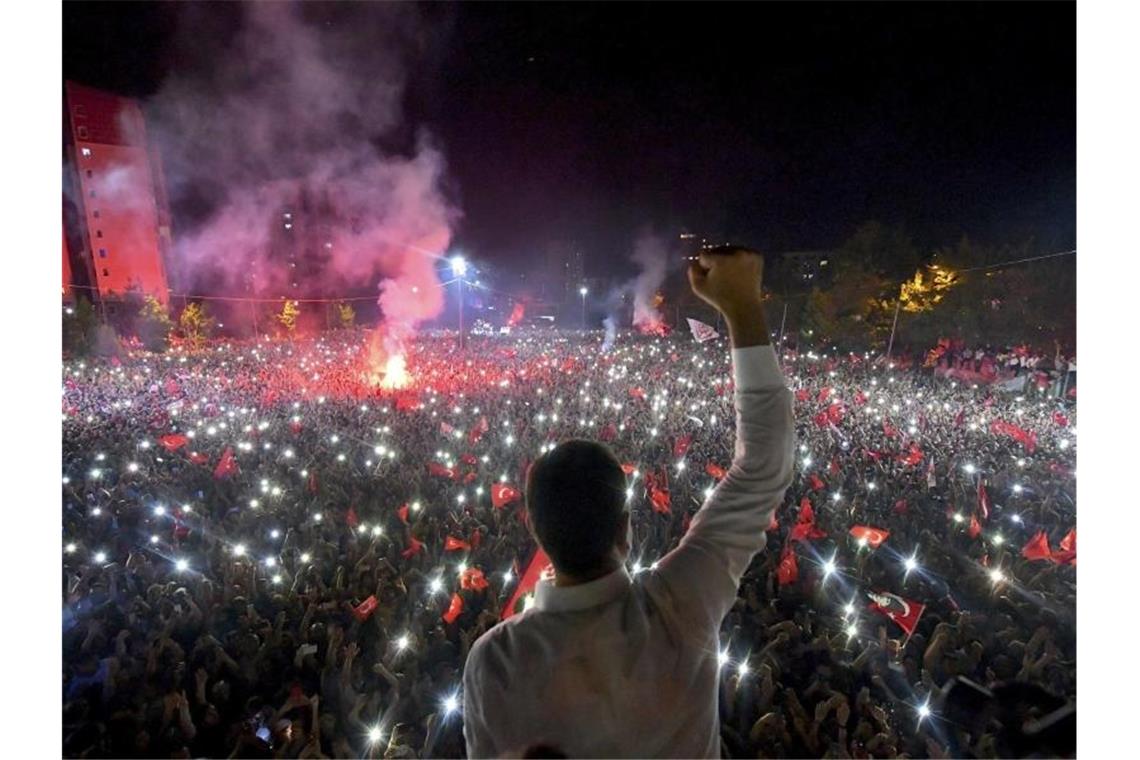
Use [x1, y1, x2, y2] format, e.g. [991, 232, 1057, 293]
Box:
[462, 247, 795, 757]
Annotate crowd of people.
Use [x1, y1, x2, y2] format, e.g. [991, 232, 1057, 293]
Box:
[62, 328, 1076, 758]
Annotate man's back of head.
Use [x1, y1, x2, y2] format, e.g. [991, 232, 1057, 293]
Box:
[525, 439, 628, 581]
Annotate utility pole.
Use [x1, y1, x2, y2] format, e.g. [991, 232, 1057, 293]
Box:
[885, 296, 902, 361]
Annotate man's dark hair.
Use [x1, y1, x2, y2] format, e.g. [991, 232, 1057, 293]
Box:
[526, 439, 627, 577]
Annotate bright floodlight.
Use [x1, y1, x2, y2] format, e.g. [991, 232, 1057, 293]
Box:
[443, 694, 460, 715]
[153, 505, 166, 516]
[1013, 484, 1023, 494]
[579, 286, 588, 296]
[451, 255, 468, 276]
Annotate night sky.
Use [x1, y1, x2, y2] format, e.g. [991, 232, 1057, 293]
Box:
[63, 1, 1075, 274]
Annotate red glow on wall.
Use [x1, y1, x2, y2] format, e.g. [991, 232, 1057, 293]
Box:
[65, 81, 169, 303]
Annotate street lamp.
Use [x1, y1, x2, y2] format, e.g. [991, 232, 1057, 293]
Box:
[579, 286, 588, 329]
[451, 256, 467, 349]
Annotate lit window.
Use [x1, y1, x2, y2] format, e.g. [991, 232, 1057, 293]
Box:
[96, 230, 102, 238]
[102, 268, 109, 277]
[80, 147, 91, 157]
[99, 249, 107, 258]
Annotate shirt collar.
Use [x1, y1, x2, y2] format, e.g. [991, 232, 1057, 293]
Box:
[534, 566, 632, 613]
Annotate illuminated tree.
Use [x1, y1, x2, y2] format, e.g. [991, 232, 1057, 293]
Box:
[179, 301, 213, 349]
[277, 299, 300, 336]
[337, 301, 356, 329]
[137, 295, 173, 352]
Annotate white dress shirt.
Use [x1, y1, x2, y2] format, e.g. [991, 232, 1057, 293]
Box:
[463, 344, 794, 758]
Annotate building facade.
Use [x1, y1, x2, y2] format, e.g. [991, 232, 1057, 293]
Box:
[63, 81, 171, 304]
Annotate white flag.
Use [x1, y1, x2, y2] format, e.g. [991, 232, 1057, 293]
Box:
[687, 318, 719, 343]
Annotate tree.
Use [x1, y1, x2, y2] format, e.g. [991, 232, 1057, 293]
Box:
[277, 299, 300, 336]
[63, 297, 98, 357]
[137, 295, 173, 352]
[179, 301, 213, 349]
[337, 302, 356, 330]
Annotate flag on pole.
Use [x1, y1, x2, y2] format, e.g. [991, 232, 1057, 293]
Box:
[867, 591, 926, 639]
[159, 434, 188, 452]
[968, 514, 982, 539]
[686, 318, 720, 343]
[444, 536, 471, 552]
[1022, 531, 1053, 561]
[777, 545, 798, 585]
[397, 503, 409, 524]
[673, 434, 692, 457]
[849, 525, 890, 549]
[352, 595, 379, 622]
[502, 547, 552, 621]
[705, 462, 727, 479]
[427, 462, 455, 479]
[442, 593, 464, 624]
[460, 567, 490, 591]
[213, 447, 239, 479]
[491, 483, 521, 509]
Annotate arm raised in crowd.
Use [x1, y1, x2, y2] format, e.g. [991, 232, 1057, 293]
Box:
[656, 248, 796, 628]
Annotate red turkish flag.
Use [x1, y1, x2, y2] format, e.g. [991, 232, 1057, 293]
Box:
[849, 525, 890, 549]
[444, 536, 471, 552]
[461, 453, 477, 466]
[968, 514, 982, 539]
[427, 462, 455, 479]
[1052, 411, 1069, 427]
[867, 591, 926, 638]
[491, 483, 521, 509]
[899, 445, 924, 467]
[790, 498, 827, 542]
[882, 420, 899, 438]
[777, 545, 798, 585]
[401, 536, 424, 559]
[442, 593, 464, 624]
[395, 394, 419, 412]
[629, 387, 646, 400]
[213, 447, 239, 479]
[159, 434, 188, 452]
[460, 567, 490, 592]
[705, 463, 727, 479]
[818, 387, 832, 403]
[826, 403, 846, 425]
[620, 463, 637, 475]
[893, 499, 909, 516]
[809, 474, 825, 491]
[990, 420, 1038, 453]
[396, 503, 409, 524]
[290, 420, 303, 435]
[854, 390, 868, 406]
[673, 434, 693, 458]
[352, 595, 378, 622]
[795, 389, 810, 403]
[1022, 531, 1053, 561]
[649, 486, 671, 515]
[1051, 527, 1076, 564]
[502, 547, 552, 621]
[187, 451, 209, 465]
[829, 459, 841, 476]
[464, 471, 477, 484]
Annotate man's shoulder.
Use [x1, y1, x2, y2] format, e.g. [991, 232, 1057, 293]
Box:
[467, 610, 538, 665]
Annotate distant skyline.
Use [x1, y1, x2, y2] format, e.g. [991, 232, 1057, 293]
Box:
[64, 2, 1075, 278]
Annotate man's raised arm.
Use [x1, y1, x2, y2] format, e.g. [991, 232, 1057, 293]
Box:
[656, 247, 795, 626]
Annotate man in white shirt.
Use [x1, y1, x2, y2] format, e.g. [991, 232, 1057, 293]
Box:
[463, 247, 795, 757]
